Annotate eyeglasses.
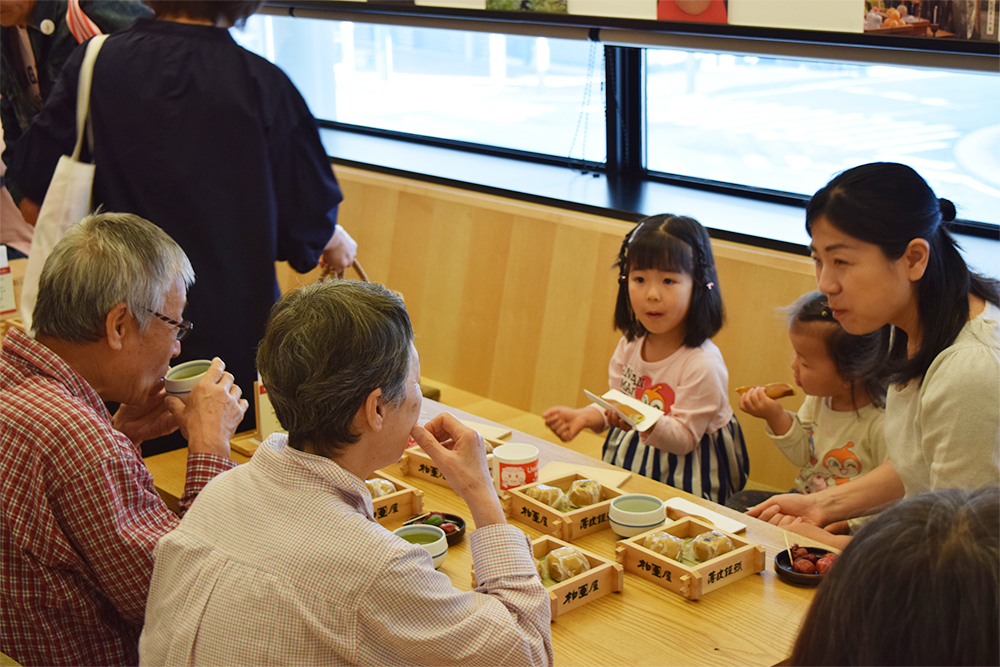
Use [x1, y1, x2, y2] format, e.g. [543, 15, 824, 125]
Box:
[143, 307, 193, 341]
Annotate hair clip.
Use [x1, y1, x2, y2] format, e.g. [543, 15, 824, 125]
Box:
[706, 282, 714, 290]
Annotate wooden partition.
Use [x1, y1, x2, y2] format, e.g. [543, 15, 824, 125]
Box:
[279, 166, 818, 490]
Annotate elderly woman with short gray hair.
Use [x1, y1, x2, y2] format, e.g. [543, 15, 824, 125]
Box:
[140, 280, 554, 667]
[1, 211, 247, 667]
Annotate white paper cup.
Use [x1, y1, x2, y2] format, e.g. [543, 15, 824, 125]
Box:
[164, 359, 212, 401]
[492, 443, 539, 495]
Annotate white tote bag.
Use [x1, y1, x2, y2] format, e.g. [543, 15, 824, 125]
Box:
[20, 34, 107, 334]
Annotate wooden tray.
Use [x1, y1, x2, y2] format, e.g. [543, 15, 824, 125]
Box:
[504, 473, 624, 542]
[229, 430, 261, 457]
[471, 535, 623, 621]
[615, 516, 765, 600]
[368, 470, 423, 525]
[399, 446, 493, 488]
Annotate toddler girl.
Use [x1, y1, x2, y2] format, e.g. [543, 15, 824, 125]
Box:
[732, 291, 887, 528]
[544, 214, 748, 504]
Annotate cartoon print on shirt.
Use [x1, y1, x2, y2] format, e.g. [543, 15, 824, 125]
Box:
[620, 368, 676, 414]
[824, 442, 862, 485]
[804, 474, 831, 493]
[638, 380, 674, 413]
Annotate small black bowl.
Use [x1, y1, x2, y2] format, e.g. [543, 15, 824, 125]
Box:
[774, 547, 833, 587]
[405, 512, 467, 546]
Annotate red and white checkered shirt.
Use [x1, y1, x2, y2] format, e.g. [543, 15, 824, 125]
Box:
[139, 434, 554, 666]
[0, 329, 235, 667]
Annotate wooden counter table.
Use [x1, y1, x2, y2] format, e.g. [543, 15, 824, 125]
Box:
[146, 398, 824, 667]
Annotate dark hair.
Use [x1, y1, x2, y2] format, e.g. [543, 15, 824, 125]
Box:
[790, 486, 1000, 666]
[787, 291, 888, 410]
[613, 214, 724, 347]
[806, 162, 999, 385]
[256, 280, 414, 457]
[146, 1, 263, 26]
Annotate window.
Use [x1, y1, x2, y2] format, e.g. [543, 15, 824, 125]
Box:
[232, 12, 999, 230]
[233, 15, 606, 162]
[646, 51, 1000, 225]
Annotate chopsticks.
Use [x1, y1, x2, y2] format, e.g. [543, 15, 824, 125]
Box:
[783, 529, 793, 564]
[403, 512, 431, 526]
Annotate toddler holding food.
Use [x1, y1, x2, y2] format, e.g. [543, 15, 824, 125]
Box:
[544, 214, 748, 504]
[732, 291, 888, 530]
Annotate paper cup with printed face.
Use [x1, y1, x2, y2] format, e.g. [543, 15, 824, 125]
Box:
[164, 359, 212, 401]
[492, 443, 539, 496]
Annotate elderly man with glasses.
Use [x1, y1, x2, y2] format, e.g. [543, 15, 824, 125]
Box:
[0, 212, 247, 667]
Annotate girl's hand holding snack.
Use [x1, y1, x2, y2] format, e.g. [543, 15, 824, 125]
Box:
[605, 408, 632, 432]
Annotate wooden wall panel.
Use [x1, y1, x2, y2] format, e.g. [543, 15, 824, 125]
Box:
[277, 166, 824, 490]
[490, 215, 558, 408]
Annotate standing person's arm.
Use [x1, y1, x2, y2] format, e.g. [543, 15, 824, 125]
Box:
[266, 75, 344, 273]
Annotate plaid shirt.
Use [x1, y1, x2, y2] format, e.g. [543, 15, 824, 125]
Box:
[139, 434, 554, 666]
[0, 329, 235, 667]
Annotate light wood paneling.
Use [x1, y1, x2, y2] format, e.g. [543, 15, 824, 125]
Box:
[277, 166, 822, 490]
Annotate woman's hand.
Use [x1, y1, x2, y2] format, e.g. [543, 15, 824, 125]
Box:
[781, 517, 853, 550]
[411, 413, 505, 527]
[748, 492, 829, 527]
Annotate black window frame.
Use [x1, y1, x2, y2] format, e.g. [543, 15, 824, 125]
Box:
[261, 1, 1000, 242]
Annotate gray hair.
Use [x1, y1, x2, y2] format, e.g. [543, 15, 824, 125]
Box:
[33, 212, 194, 342]
[257, 280, 414, 456]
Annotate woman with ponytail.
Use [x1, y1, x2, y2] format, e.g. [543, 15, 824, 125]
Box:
[749, 163, 999, 542]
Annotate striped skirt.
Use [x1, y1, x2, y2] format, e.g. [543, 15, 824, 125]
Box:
[601, 416, 749, 505]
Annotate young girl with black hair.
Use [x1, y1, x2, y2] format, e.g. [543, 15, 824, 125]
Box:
[750, 163, 999, 537]
[544, 214, 748, 504]
[731, 292, 888, 533]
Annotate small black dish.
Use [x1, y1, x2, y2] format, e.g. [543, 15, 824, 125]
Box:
[774, 547, 832, 587]
[405, 512, 467, 546]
